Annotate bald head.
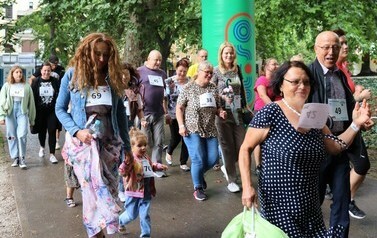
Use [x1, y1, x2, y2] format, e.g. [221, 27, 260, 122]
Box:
[314, 31, 340, 69]
[146, 50, 162, 70]
[197, 49, 208, 62]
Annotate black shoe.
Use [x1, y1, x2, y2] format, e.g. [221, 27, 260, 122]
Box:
[193, 188, 207, 201]
[349, 200, 366, 219]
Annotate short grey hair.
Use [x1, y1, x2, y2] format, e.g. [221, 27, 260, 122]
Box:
[198, 60, 213, 71]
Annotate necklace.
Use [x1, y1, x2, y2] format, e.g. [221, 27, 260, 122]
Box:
[282, 98, 301, 116]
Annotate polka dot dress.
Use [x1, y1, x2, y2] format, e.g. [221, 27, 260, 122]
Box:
[251, 103, 344, 238]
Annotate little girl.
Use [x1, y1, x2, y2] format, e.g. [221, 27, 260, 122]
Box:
[0, 65, 36, 169]
[118, 128, 168, 237]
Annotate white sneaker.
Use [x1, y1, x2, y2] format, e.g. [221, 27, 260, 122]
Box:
[118, 191, 126, 203]
[38, 148, 45, 158]
[55, 143, 61, 150]
[49, 155, 58, 164]
[154, 171, 167, 178]
[227, 182, 240, 193]
[221, 165, 229, 182]
[180, 164, 190, 172]
[165, 153, 172, 165]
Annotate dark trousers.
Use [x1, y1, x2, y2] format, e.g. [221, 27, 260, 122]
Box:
[319, 152, 350, 238]
[37, 109, 58, 154]
[167, 119, 188, 165]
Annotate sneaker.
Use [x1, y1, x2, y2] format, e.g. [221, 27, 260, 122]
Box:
[213, 163, 221, 171]
[118, 191, 126, 203]
[193, 188, 207, 201]
[55, 143, 61, 150]
[325, 184, 333, 200]
[154, 171, 167, 178]
[38, 148, 45, 158]
[221, 165, 229, 182]
[49, 155, 58, 164]
[19, 157, 27, 170]
[203, 178, 207, 190]
[165, 153, 172, 165]
[180, 164, 190, 172]
[227, 182, 240, 193]
[11, 158, 19, 167]
[118, 225, 126, 233]
[64, 198, 76, 208]
[349, 200, 366, 219]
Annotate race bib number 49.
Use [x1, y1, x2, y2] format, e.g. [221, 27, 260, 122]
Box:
[328, 98, 348, 121]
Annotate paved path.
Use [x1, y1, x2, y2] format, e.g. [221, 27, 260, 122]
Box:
[2, 127, 377, 237]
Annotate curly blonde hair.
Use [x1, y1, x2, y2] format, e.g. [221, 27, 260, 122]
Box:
[7, 65, 26, 84]
[217, 41, 238, 74]
[129, 127, 148, 147]
[68, 32, 126, 96]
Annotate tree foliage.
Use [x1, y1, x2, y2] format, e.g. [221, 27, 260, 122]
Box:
[2, 0, 201, 69]
[2, 0, 377, 71]
[255, 0, 377, 64]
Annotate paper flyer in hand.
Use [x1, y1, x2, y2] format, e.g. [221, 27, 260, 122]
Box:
[298, 103, 329, 129]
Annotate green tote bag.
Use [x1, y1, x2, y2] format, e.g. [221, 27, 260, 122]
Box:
[221, 206, 289, 238]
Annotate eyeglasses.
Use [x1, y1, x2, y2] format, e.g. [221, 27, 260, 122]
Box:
[200, 69, 213, 75]
[316, 45, 340, 51]
[284, 78, 311, 87]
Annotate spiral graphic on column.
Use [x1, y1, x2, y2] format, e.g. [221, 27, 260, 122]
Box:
[224, 12, 255, 105]
[233, 20, 251, 43]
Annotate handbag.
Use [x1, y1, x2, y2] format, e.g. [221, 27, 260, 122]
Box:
[221, 206, 289, 238]
[241, 109, 254, 125]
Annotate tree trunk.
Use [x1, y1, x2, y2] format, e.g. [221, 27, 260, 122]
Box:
[122, 14, 144, 67]
[359, 52, 377, 76]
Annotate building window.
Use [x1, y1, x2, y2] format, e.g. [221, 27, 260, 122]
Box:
[5, 5, 13, 19]
[29, 1, 33, 9]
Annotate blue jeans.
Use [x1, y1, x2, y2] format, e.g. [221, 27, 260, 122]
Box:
[184, 134, 219, 189]
[141, 114, 165, 163]
[119, 197, 151, 237]
[6, 101, 28, 159]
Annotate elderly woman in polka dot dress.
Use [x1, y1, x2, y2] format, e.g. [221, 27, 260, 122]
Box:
[239, 61, 370, 238]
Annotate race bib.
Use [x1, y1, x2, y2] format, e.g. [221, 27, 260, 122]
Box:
[86, 86, 112, 106]
[328, 98, 348, 121]
[10, 84, 25, 97]
[142, 159, 154, 178]
[124, 100, 131, 116]
[199, 92, 216, 108]
[148, 75, 164, 87]
[39, 84, 53, 97]
[225, 94, 241, 109]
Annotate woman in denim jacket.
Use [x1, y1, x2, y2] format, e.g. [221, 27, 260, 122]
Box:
[55, 33, 132, 238]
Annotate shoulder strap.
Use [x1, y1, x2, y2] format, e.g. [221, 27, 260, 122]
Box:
[237, 65, 247, 108]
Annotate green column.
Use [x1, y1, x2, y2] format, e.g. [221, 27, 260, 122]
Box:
[202, 0, 256, 105]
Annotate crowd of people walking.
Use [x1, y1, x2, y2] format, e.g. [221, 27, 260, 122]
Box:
[0, 29, 374, 238]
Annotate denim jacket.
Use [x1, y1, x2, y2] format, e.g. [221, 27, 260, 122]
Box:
[55, 68, 131, 151]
